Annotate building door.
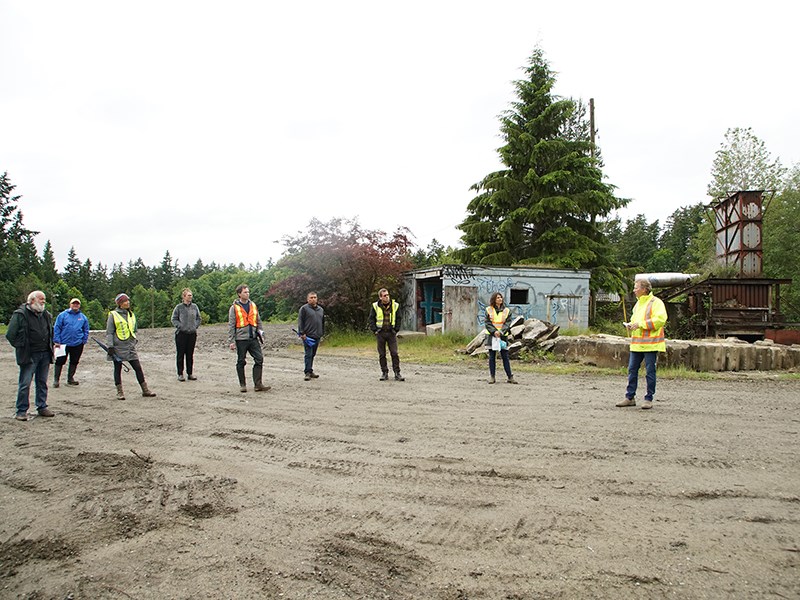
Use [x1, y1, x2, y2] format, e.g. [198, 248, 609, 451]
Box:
[444, 286, 478, 335]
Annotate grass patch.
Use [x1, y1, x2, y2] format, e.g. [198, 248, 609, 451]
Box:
[0, 324, 6, 335]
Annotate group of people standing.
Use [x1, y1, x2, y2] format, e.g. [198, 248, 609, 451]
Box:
[6, 278, 667, 421]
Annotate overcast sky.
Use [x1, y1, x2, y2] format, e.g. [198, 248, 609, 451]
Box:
[1, 1, 797, 271]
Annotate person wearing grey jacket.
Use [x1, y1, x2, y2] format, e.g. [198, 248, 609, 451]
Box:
[171, 288, 202, 381]
[227, 284, 268, 393]
[106, 293, 157, 400]
[297, 291, 324, 380]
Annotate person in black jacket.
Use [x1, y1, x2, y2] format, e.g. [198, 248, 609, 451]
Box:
[5, 291, 56, 421]
[368, 288, 404, 381]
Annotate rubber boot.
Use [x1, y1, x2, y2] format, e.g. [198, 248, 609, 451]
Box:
[253, 365, 270, 392]
[140, 381, 157, 397]
[116, 384, 126, 400]
[67, 362, 79, 385]
[237, 365, 247, 392]
[53, 364, 62, 388]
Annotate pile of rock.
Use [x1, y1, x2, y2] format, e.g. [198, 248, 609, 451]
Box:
[463, 317, 561, 358]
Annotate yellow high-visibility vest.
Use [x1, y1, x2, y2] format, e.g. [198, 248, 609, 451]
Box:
[629, 293, 667, 352]
[373, 300, 398, 328]
[110, 310, 137, 341]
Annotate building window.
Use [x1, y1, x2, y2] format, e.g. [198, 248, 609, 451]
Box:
[509, 289, 529, 304]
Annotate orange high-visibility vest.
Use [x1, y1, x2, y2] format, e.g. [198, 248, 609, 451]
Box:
[233, 302, 259, 329]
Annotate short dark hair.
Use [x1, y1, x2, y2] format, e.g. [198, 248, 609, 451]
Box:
[236, 284, 249, 296]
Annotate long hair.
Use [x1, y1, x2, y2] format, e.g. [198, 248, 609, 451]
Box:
[489, 292, 504, 309]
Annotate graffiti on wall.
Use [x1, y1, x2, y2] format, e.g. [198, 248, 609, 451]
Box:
[442, 264, 475, 284]
[464, 274, 587, 329]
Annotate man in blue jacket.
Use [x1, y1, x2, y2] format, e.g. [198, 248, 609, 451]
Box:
[53, 298, 90, 387]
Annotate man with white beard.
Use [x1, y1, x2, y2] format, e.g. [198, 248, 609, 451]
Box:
[5, 290, 55, 421]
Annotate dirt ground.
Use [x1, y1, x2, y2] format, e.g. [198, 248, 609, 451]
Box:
[1, 323, 799, 599]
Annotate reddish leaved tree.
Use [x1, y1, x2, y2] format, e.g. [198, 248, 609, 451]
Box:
[267, 218, 414, 329]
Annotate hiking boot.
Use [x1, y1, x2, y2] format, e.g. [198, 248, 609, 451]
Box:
[507, 377, 518, 384]
[304, 373, 312, 381]
[177, 374, 186, 382]
[379, 373, 389, 381]
[140, 382, 157, 397]
[53, 379, 60, 388]
[616, 398, 636, 407]
[38, 408, 55, 417]
[488, 376, 496, 384]
[67, 379, 79, 386]
[240, 385, 248, 393]
[116, 384, 126, 400]
[254, 384, 271, 392]
[187, 374, 197, 380]
[641, 400, 653, 410]
[309, 372, 319, 378]
[15, 413, 28, 421]
[394, 373, 405, 382]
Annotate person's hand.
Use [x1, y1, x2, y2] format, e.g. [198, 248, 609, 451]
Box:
[300, 334, 307, 341]
[494, 331, 501, 338]
[229, 342, 235, 351]
[107, 347, 116, 356]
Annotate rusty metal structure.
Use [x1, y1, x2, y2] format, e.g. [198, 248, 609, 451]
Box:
[657, 191, 792, 340]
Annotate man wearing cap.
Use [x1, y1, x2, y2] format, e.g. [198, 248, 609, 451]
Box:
[228, 284, 269, 393]
[53, 298, 90, 387]
[171, 288, 202, 381]
[5, 290, 55, 421]
[106, 293, 156, 400]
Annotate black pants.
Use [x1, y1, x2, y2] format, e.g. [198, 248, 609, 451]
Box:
[114, 359, 145, 386]
[235, 338, 263, 385]
[175, 331, 197, 376]
[54, 344, 84, 381]
[376, 329, 400, 374]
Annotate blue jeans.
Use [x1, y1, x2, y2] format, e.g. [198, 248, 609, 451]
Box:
[17, 351, 51, 415]
[304, 341, 318, 374]
[488, 349, 512, 378]
[626, 351, 657, 401]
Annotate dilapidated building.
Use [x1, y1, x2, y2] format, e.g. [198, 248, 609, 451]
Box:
[401, 265, 591, 335]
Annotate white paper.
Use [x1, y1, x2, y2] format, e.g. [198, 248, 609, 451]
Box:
[54, 345, 67, 358]
[491, 335, 501, 351]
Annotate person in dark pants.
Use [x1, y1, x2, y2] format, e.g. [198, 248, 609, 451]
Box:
[6, 290, 55, 421]
[53, 298, 90, 387]
[106, 293, 157, 400]
[368, 288, 404, 381]
[297, 291, 324, 380]
[171, 288, 202, 381]
[484, 291, 517, 384]
[228, 284, 269, 393]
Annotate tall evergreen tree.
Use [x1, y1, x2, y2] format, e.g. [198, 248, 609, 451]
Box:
[458, 48, 626, 290]
[40, 240, 59, 284]
[64, 246, 81, 287]
[0, 172, 40, 319]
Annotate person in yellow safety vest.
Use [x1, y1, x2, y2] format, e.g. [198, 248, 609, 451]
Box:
[617, 278, 668, 410]
[484, 292, 517, 384]
[368, 288, 404, 381]
[105, 293, 157, 400]
[227, 284, 269, 393]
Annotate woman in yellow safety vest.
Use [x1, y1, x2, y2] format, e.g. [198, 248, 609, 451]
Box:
[484, 292, 517, 384]
[105, 293, 157, 400]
